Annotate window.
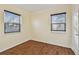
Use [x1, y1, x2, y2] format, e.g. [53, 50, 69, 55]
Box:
[51, 12, 66, 31]
[4, 10, 21, 33]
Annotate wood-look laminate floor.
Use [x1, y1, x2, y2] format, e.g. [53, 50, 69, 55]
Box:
[0, 40, 75, 55]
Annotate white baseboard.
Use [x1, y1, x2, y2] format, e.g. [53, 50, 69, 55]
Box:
[71, 48, 79, 55]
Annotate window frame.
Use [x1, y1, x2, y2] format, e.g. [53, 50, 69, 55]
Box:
[4, 10, 21, 33]
[51, 12, 66, 32]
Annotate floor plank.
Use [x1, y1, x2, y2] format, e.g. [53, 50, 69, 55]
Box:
[0, 40, 75, 55]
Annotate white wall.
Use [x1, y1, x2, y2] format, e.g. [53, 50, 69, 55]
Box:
[31, 5, 72, 48]
[0, 5, 32, 52]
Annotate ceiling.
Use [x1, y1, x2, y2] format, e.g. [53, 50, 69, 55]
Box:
[12, 4, 70, 12]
